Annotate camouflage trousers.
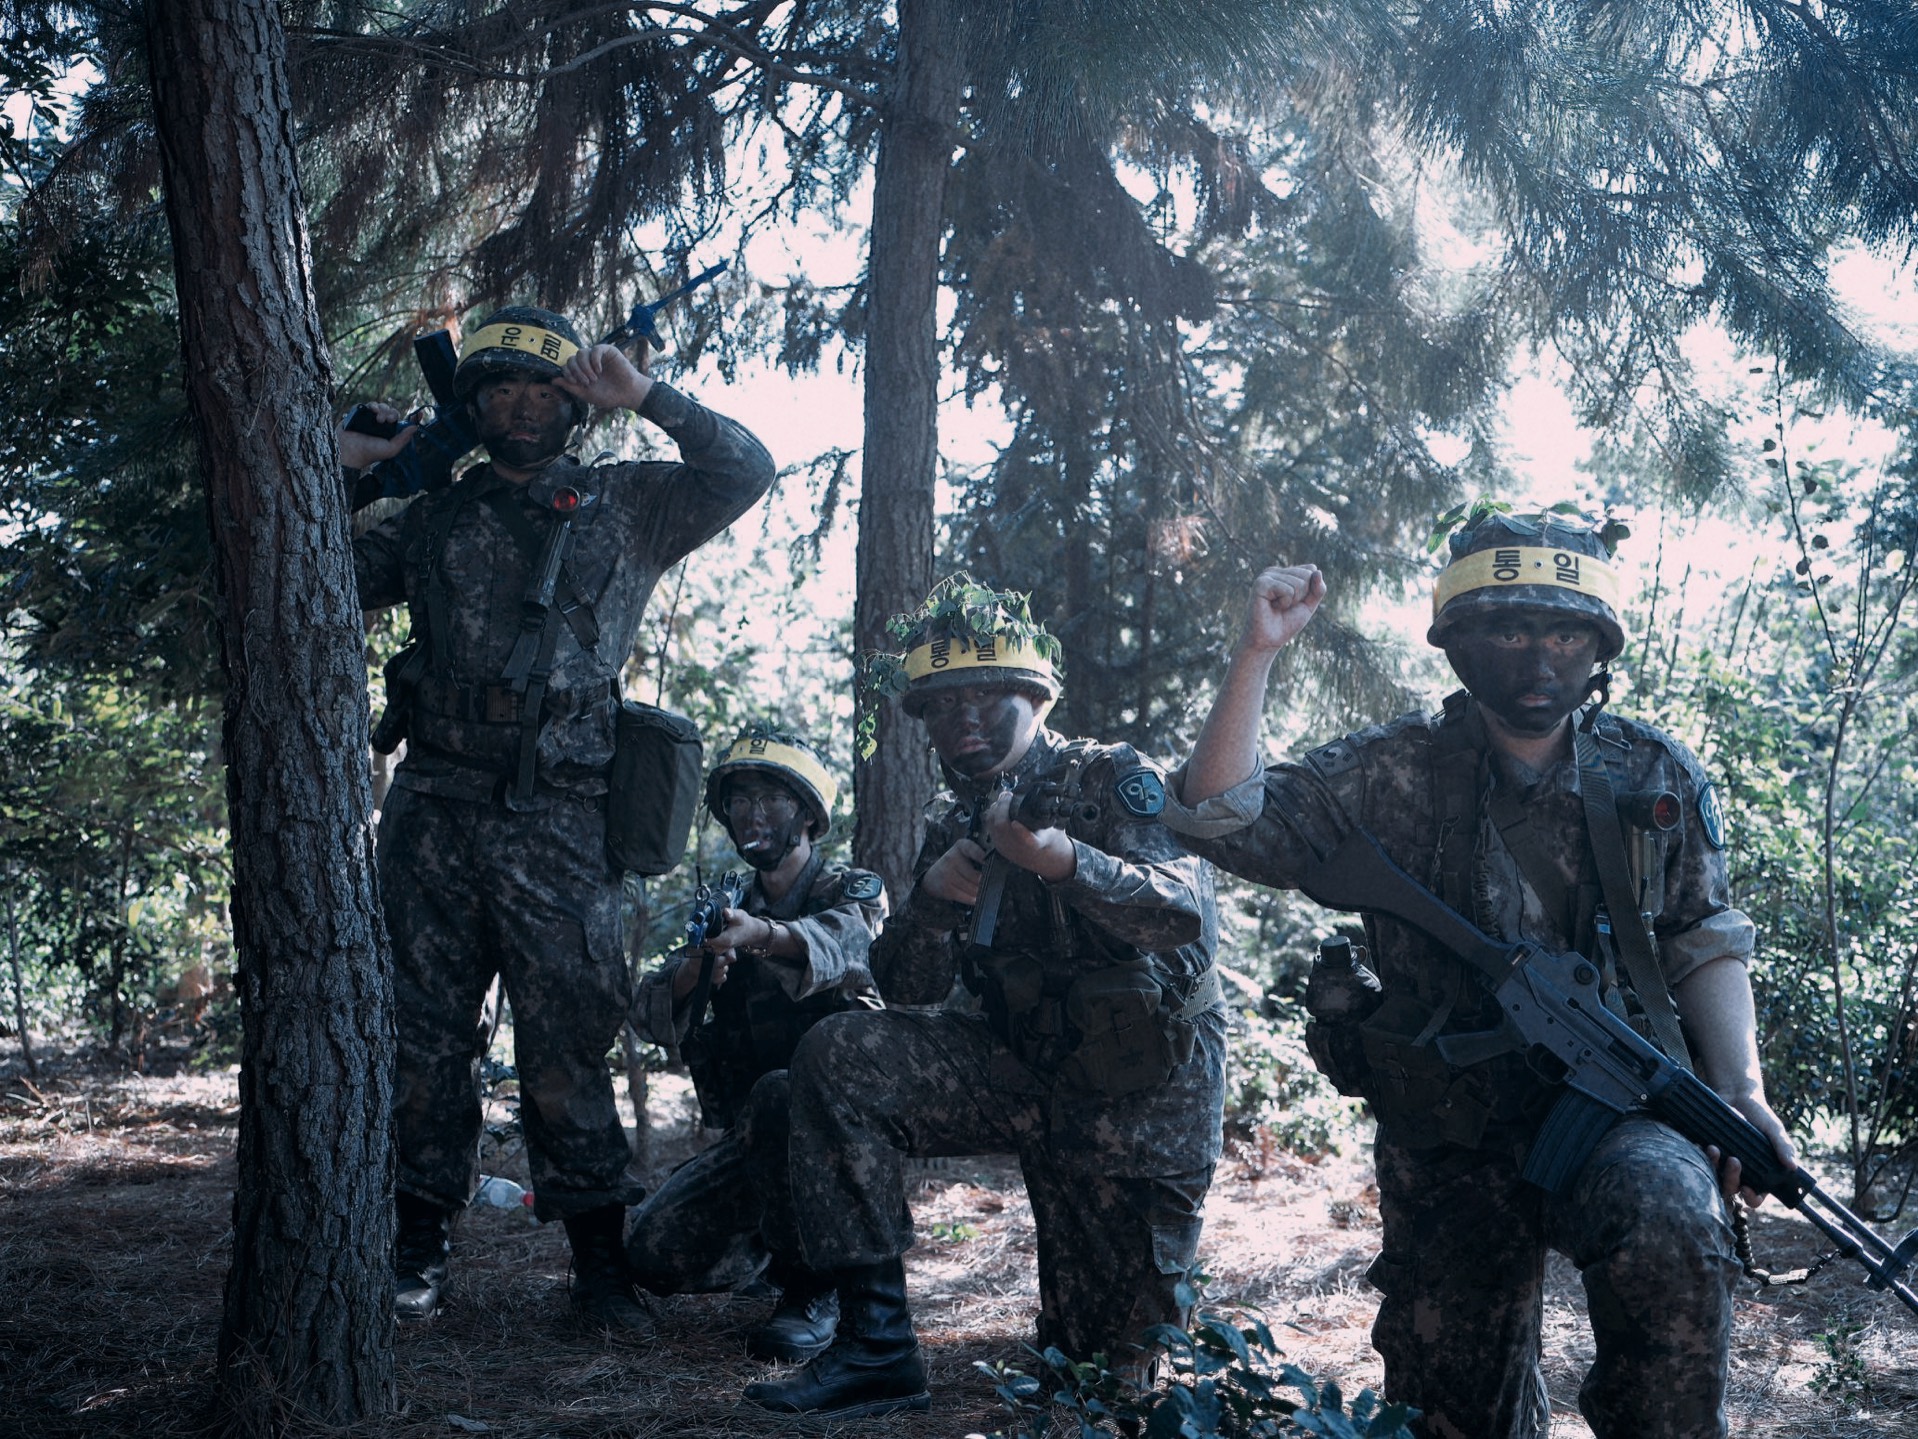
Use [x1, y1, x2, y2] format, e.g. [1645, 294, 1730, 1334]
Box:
[378, 785, 642, 1222]
[787, 1007, 1213, 1363]
[625, 1069, 803, 1293]
[1370, 1115, 1739, 1439]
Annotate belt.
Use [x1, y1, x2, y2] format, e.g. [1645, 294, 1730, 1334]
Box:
[413, 675, 616, 724]
[1173, 967, 1225, 1021]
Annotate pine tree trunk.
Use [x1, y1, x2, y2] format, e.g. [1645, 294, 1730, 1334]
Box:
[852, 0, 964, 893]
[142, 0, 395, 1429]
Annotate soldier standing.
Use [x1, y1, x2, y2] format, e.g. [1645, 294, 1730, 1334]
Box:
[340, 306, 775, 1331]
[745, 578, 1224, 1419]
[1163, 511, 1795, 1439]
[625, 723, 886, 1362]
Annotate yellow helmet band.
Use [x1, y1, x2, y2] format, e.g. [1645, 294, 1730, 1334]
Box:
[1433, 545, 1622, 618]
[904, 635, 1057, 687]
[461, 322, 580, 371]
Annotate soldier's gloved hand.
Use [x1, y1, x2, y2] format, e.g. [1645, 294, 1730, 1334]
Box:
[983, 788, 1077, 883]
[337, 402, 418, 470]
[556, 340, 654, 414]
[1236, 563, 1325, 657]
[921, 836, 988, 905]
[1705, 1091, 1798, 1209]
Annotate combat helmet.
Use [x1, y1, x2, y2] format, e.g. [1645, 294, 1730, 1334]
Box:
[874, 575, 1064, 719]
[1426, 508, 1627, 662]
[454, 305, 591, 425]
[705, 723, 838, 840]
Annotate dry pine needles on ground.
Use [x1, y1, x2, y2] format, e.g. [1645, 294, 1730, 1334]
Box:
[2, 1057, 1914, 1438]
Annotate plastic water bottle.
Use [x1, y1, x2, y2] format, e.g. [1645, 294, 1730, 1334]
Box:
[474, 1174, 533, 1210]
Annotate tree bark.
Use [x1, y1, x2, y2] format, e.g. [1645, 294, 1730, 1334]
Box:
[143, 0, 395, 1429]
[852, 0, 964, 894]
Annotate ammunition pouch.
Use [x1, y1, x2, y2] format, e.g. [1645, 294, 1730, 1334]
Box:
[605, 701, 703, 875]
[371, 640, 427, 755]
[966, 951, 1219, 1100]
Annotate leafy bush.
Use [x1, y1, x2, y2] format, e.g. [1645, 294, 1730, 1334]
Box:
[972, 1290, 1415, 1438]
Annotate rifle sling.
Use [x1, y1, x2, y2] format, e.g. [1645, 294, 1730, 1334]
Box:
[1574, 727, 1694, 1071]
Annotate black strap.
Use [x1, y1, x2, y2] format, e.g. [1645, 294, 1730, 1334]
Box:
[1575, 727, 1694, 1070]
[1431, 692, 1483, 913]
[479, 488, 601, 654]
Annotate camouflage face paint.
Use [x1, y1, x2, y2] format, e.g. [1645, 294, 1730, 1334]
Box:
[918, 686, 1038, 778]
[1445, 611, 1602, 736]
[476, 376, 574, 469]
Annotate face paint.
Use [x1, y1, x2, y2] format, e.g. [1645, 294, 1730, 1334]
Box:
[919, 686, 1039, 778]
[723, 781, 808, 870]
[476, 375, 573, 469]
[1445, 612, 1602, 736]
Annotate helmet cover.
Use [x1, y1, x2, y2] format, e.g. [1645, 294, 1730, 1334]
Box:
[1426, 511, 1627, 662]
[705, 723, 838, 840]
[454, 305, 590, 425]
[874, 576, 1063, 719]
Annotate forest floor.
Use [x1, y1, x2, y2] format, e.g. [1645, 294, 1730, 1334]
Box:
[2, 1048, 1915, 1439]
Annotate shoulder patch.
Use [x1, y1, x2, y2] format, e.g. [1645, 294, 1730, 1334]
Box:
[1114, 767, 1166, 818]
[843, 871, 885, 902]
[1697, 780, 1726, 850]
[1303, 737, 1362, 780]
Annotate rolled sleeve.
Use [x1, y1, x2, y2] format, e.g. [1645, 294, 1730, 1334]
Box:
[1660, 907, 1755, 987]
[1160, 761, 1269, 839]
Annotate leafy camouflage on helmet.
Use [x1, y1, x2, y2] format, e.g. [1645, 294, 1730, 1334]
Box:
[705, 722, 837, 839]
[867, 575, 1065, 719]
[1426, 506, 1629, 661]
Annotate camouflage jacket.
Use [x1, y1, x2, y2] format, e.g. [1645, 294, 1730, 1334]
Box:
[877, 727, 1225, 1175]
[353, 383, 774, 802]
[633, 851, 887, 1126]
[1164, 691, 1753, 1150]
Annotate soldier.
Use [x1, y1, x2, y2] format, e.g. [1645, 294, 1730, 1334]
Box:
[1162, 511, 1795, 1439]
[745, 578, 1223, 1419]
[624, 723, 887, 1362]
[339, 306, 775, 1331]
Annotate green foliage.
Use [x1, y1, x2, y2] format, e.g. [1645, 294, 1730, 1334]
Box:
[1222, 1004, 1361, 1162]
[0, 672, 226, 1051]
[974, 1291, 1416, 1438]
[1808, 1321, 1873, 1404]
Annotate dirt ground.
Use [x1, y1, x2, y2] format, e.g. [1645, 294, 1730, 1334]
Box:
[2, 1053, 1915, 1438]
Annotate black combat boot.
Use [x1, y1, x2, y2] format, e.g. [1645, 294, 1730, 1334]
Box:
[743, 1257, 929, 1417]
[745, 1257, 840, 1362]
[394, 1191, 454, 1322]
[562, 1204, 655, 1337]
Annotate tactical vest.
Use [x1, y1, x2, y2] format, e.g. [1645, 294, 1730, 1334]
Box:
[1302, 693, 1689, 1150]
[956, 740, 1224, 1099]
[376, 466, 611, 802]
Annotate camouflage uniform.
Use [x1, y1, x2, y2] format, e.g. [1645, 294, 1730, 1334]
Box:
[354, 383, 774, 1222]
[1164, 692, 1751, 1439]
[787, 728, 1224, 1362]
[624, 853, 886, 1292]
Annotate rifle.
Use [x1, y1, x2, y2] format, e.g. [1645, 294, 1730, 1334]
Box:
[343, 260, 731, 507]
[683, 869, 751, 1029]
[962, 752, 1089, 964]
[1295, 826, 1918, 1316]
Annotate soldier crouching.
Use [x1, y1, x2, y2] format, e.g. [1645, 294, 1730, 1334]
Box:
[624, 724, 886, 1362]
[744, 578, 1224, 1419]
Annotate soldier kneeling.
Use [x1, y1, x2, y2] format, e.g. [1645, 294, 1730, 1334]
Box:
[626, 723, 886, 1362]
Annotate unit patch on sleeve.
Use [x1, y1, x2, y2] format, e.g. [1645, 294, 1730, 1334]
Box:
[843, 872, 885, 902]
[1697, 780, 1726, 850]
[1115, 768, 1167, 818]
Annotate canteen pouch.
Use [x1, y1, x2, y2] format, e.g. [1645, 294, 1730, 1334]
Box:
[606, 701, 702, 875]
[1058, 963, 1185, 1099]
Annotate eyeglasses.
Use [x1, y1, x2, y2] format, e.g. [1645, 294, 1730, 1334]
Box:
[726, 789, 799, 821]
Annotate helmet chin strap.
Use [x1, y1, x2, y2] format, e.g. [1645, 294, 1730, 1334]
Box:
[1577, 663, 1613, 732]
[732, 815, 808, 873]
